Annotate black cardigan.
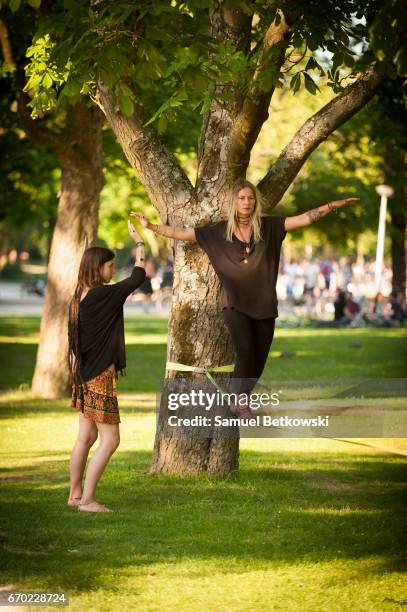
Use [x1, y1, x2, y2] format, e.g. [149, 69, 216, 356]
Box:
[69, 266, 146, 384]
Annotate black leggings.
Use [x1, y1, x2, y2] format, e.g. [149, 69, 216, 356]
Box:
[222, 308, 276, 394]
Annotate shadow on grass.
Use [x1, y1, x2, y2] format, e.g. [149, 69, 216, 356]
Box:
[1, 448, 406, 592]
[0, 399, 156, 419]
[0, 343, 167, 393]
[1, 320, 407, 391]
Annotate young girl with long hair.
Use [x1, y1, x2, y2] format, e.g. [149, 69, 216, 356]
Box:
[130, 178, 359, 418]
[67, 221, 145, 512]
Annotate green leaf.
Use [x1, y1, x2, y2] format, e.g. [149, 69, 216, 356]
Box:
[291, 72, 301, 94]
[183, 67, 209, 92]
[42, 73, 53, 89]
[26, 73, 42, 88]
[395, 44, 407, 74]
[26, 0, 41, 7]
[119, 95, 134, 117]
[9, 0, 21, 12]
[62, 78, 81, 97]
[99, 68, 116, 89]
[343, 53, 355, 68]
[383, 61, 397, 79]
[326, 40, 337, 54]
[80, 82, 91, 94]
[157, 114, 168, 134]
[303, 72, 319, 95]
[292, 31, 302, 49]
[118, 83, 134, 98]
[307, 36, 319, 52]
[199, 96, 212, 114]
[332, 52, 344, 74]
[305, 57, 318, 71]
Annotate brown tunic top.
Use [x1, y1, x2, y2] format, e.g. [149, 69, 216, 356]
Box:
[194, 215, 286, 319]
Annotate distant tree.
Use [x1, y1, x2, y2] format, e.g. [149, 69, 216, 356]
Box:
[0, 2, 104, 397]
[0, 105, 58, 267]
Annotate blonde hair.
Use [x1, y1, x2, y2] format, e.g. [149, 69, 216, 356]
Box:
[225, 179, 264, 243]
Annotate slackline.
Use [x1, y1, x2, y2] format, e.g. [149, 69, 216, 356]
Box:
[165, 361, 234, 393]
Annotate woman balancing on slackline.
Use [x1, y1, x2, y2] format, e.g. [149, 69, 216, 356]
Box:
[67, 220, 146, 512]
[130, 178, 359, 418]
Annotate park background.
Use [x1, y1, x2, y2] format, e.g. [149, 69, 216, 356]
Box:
[1, 1, 406, 610]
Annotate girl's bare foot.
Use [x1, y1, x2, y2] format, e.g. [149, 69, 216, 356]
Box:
[67, 497, 82, 507]
[78, 501, 113, 513]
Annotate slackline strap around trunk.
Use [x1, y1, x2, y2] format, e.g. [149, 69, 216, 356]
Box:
[165, 361, 234, 393]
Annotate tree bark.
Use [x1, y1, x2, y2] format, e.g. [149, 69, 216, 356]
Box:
[383, 145, 406, 294]
[227, 10, 292, 176]
[95, 85, 194, 222]
[31, 101, 104, 398]
[149, 226, 239, 477]
[389, 202, 406, 293]
[196, 4, 252, 195]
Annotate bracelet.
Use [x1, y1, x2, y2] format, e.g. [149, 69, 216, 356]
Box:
[135, 241, 145, 246]
[136, 258, 145, 263]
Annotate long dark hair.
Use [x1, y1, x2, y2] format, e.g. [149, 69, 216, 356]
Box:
[68, 246, 115, 385]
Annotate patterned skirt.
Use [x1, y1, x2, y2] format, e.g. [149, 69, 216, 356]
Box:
[71, 365, 121, 424]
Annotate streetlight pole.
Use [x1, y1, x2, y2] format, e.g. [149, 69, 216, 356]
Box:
[374, 184, 394, 293]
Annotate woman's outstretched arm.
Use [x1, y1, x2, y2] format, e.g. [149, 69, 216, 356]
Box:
[284, 197, 360, 231]
[130, 212, 196, 241]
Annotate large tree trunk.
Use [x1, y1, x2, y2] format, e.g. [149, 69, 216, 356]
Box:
[31, 101, 104, 398]
[389, 197, 406, 293]
[149, 229, 239, 476]
[383, 145, 406, 294]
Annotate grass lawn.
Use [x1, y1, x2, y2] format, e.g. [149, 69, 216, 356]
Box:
[0, 315, 406, 611]
[0, 315, 407, 391]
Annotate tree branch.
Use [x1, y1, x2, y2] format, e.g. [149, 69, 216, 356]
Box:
[96, 83, 195, 223]
[0, 9, 14, 67]
[258, 61, 385, 209]
[196, 3, 252, 197]
[227, 9, 292, 176]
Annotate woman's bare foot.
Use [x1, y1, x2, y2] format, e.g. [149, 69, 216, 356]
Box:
[67, 497, 82, 507]
[229, 403, 254, 420]
[78, 501, 113, 513]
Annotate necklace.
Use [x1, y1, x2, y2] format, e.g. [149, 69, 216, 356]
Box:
[235, 225, 253, 264]
[237, 216, 250, 225]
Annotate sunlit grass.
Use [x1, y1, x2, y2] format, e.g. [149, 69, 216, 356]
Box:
[0, 313, 406, 610]
[0, 393, 406, 611]
[1, 316, 407, 393]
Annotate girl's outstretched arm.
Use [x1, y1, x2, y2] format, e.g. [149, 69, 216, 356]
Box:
[109, 220, 147, 302]
[130, 212, 196, 241]
[284, 197, 360, 231]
